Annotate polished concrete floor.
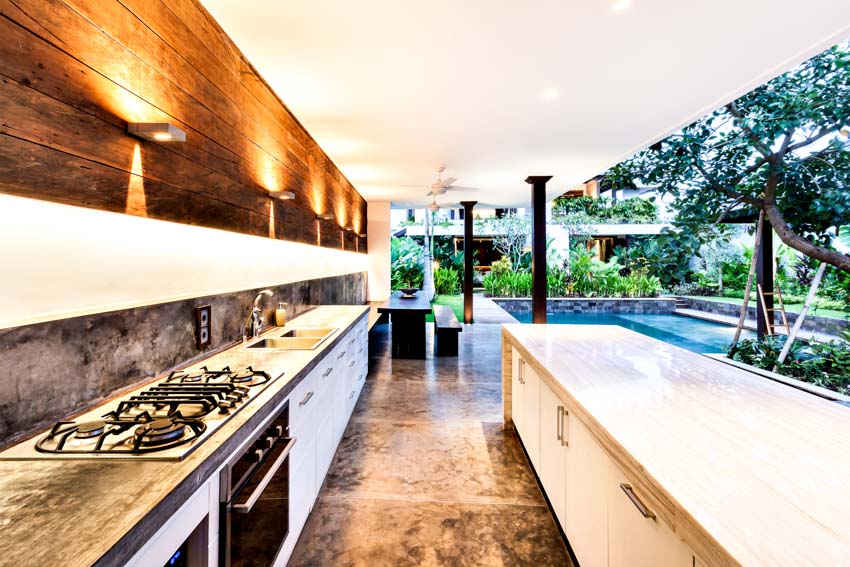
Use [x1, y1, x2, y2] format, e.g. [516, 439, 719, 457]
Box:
[289, 323, 572, 566]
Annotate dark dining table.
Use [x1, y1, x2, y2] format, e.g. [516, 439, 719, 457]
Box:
[377, 291, 433, 359]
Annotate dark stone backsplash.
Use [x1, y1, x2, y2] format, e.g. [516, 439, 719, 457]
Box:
[0, 272, 366, 447]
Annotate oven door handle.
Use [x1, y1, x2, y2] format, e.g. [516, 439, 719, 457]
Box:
[231, 437, 296, 514]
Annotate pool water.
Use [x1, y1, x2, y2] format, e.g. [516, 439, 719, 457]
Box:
[511, 312, 756, 354]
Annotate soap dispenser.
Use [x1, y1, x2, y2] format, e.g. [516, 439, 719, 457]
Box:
[275, 302, 288, 327]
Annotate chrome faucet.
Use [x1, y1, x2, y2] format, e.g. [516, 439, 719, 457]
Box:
[244, 289, 273, 341]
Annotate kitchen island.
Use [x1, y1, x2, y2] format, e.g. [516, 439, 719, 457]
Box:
[0, 305, 369, 567]
[502, 324, 850, 567]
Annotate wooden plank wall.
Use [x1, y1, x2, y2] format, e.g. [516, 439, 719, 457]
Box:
[0, 0, 367, 253]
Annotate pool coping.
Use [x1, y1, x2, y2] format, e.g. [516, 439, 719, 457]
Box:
[703, 353, 850, 403]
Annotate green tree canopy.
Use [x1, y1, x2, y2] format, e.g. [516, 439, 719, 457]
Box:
[606, 43, 850, 272]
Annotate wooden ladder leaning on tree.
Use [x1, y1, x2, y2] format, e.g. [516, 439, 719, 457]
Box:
[756, 282, 791, 336]
[731, 210, 765, 346]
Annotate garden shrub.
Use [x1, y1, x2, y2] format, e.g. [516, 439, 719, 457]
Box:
[552, 196, 659, 224]
[390, 237, 424, 290]
[434, 267, 460, 295]
[727, 336, 850, 395]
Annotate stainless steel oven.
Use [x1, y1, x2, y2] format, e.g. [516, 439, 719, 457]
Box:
[220, 402, 295, 567]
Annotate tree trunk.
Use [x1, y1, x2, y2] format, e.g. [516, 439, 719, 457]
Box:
[762, 170, 850, 272]
[763, 202, 850, 272]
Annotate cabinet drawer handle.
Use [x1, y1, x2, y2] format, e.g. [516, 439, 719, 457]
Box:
[323, 367, 333, 378]
[556, 405, 563, 442]
[348, 359, 356, 368]
[299, 391, 314, 406]
[337, 350, 347, 359]
[518, 359, 525, 384]
[620, 484, 656, 521]
[348, 390, 355, 399]
[560, 406, 569, 447]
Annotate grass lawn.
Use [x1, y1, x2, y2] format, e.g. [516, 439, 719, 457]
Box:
[425, 294, 464, 322]
[685, 295, 850, 321]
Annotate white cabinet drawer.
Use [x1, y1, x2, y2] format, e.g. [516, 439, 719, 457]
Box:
[608, 466, 693, 567]
[289, 372, 323, 448]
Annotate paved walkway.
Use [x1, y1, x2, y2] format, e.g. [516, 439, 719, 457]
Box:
[472, 294, 519, 324]
[289, 323, 571, 566]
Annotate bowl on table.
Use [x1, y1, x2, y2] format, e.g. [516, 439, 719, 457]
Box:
[399, 288, 419, 298]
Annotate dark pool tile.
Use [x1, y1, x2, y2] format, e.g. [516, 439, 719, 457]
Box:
[288, 497, 572, 567]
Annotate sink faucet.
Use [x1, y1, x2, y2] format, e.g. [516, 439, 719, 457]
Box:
[244, 289, 273, 341]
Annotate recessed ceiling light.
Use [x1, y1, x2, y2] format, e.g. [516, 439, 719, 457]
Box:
[543, 88, 559, 101]
[612, 0, 631, 11]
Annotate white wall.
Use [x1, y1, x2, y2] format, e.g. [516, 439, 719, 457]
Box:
[367, 200, 391, 301]
[0, 195, 369, 329]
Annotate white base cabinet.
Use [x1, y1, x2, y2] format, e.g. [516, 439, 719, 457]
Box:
[564, 414, 610, 567]
[127, 316, 369, 567]
[277, 316, 368, 566]
[537, 376, 567, 530]
[512, 349, 695, 567]
[512, 350, 540, 470]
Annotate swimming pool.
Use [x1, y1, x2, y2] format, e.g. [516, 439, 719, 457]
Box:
[511, 312, 756, 353]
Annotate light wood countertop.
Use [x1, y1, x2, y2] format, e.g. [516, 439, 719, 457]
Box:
[502, 324, 850, 567]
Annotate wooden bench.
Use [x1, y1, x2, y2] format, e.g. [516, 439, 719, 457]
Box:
[433, 305, 462, 356]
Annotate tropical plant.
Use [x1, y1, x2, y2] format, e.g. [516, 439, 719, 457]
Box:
[606, 43, 850, 273]
[727, 335, 850, 395]
[433, 267, 460, 295]
[390, 236, 424, 290]
[489, 256, 513, 277]
[552, 196, 659, 224]
[476, 213, 530, 270]
[482, 270, 532, 298]
[614, 230, 699, 288]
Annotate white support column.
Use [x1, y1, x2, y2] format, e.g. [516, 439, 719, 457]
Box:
[367, 200, 392, 302]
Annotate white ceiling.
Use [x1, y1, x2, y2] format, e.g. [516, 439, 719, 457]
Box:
[202, 0, 850, 208]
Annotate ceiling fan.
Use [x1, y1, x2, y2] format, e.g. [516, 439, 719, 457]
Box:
[404, 166, 480, 197]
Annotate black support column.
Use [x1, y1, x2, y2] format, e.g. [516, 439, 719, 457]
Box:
[526, 176, 552, 324]
[461, 201, 477, 324]
[756, 219, 774, 338]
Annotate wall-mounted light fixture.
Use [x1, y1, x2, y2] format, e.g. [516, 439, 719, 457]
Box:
[317, 212, 334, 220]
[275, 191, 295, 200]
[127, 122, 186, 142]
[344, 225, 354, 232]
[357, 233, 366, 238]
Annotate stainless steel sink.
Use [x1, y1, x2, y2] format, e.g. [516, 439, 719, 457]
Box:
[246, 327, 337, 350]
[279, 328, 337, 339]
[246, 337, 324, 350]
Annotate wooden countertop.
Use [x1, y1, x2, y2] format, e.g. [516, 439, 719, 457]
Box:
[0, 305, 369, 567]
[501, 324, 850, 567]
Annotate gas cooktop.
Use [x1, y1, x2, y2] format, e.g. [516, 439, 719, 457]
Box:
[0, 365, 279, 461]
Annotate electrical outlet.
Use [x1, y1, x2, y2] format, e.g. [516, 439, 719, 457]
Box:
[195, 305, 212, 349]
